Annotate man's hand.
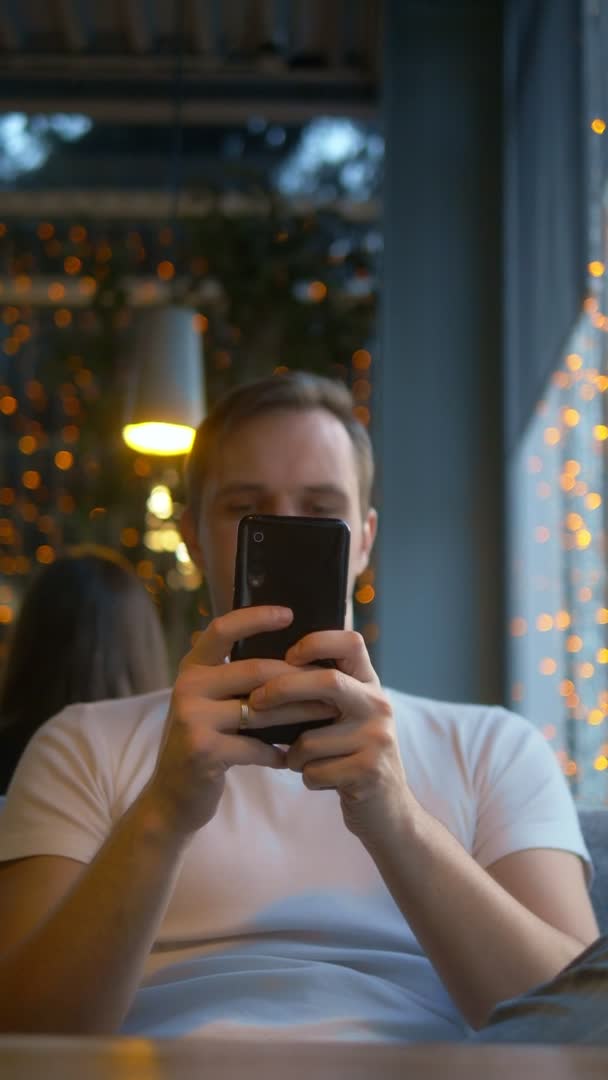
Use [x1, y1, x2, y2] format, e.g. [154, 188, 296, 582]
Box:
[248, 630, 414, 848]
[145, 607, 334, 838]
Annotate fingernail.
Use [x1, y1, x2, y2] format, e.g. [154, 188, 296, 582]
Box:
[273, 606, 293, 622]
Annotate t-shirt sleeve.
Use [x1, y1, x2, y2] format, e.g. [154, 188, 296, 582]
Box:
[471, 707, 591, 877]
[0, 703, 114, 865]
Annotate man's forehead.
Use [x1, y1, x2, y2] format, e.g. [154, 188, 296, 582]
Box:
[212, 480, 350, 499]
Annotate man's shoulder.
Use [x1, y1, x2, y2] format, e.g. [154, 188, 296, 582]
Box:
[383, 686, 502, 726]
[39, 687, 172, 753]
[382, 686, 535, 749]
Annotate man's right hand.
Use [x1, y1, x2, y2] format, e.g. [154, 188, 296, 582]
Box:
[143, 606, 333, 837]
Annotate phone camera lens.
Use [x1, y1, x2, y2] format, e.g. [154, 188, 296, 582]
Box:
[253, 531, 264, 543]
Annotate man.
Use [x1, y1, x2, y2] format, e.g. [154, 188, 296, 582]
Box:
[0, 372, 598, 1040]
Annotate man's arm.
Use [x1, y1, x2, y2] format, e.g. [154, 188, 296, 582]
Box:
[367, 812, 597, 1030]
[0, 793, 189, 1033]
[249, 629, 599, 1029]
[0, 605, 326, 1034]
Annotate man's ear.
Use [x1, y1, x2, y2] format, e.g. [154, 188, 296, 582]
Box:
[180, 506, 205, 571]
[355, 508, 378, 577]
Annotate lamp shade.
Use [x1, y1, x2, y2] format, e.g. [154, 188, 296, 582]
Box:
[123, 306, 206, 456]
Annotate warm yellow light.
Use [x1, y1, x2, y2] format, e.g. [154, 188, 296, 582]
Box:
[18, 435, 36, 454]
[563, 408, 580, 427]
[594, 755, 608, 772]
[598, 608, 608, 625]
[536, 613, 553, 632]
[54, 450, 74, 471]
[588, 710, 604, 726]
[591, 117, 606, 134]
[123, 423, 196, 456]
[596, 375, 608, 391]
[589, 261, 605, 277]
[22, 470, 40, 490]
[597, 649, 608, 665]
[576, 529, 592, 549]
[539, 658, 556, 675]
[585, 492, 602, 510]
[555, 610, 571, 630]
[121, 527, 140, 548]
[352, 349, 372, 371]
[543, 427, 560, 446]
[355, 584, 375, 605]
[0, 395, 17, 416]
[147, 484, 173, 520]
[566, 353, 583, 371]
[559, 679, 574, 697]
[565, 512, 583, 531]
[566, 635, 583, 653]
[593, 424, 608, 440]
[579, 662, 595, 679]
[308, 281, 327, 302]
[36, 544, 55, 565]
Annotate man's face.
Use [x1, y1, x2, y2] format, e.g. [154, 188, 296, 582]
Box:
[188, 407, 376, 624]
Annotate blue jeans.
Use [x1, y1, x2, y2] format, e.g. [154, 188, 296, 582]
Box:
[471, 936, 608, 1044]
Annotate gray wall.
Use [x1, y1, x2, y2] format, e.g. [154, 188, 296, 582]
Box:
[375, 0, 504, 704]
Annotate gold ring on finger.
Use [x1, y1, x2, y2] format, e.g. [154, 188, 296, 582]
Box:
[238, 698, 250, 731]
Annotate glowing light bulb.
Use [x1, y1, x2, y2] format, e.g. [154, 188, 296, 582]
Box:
[123, 422, 195, 456]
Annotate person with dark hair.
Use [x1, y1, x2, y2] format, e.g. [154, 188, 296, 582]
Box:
[0, 372, 600, 1042]
[0, 545, 170, 794]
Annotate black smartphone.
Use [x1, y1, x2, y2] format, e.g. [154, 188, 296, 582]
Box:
[231, 514, 351, 744]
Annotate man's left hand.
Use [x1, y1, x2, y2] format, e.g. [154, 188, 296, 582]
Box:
[248, 630, 414, 848]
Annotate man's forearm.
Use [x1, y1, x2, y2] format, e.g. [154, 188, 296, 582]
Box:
[366, 806, 589, 1029]
[0, 790, 190, 1034]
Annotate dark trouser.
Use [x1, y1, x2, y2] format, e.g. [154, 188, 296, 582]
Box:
[471, 936, 608, 1045]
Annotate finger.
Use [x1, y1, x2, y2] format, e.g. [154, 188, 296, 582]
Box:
[300, 756, 362, 791]
[181, 606, 293, 669]
[189, 657, 295, 701]
[213, 732, 288, 770]
[285, 631, 378, 684]
[250, 667, 369, 718]
[286, 722, 361, 770]
[188, 696, 341, 735]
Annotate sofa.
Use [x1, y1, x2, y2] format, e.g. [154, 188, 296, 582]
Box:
[579, 809, 608, 934]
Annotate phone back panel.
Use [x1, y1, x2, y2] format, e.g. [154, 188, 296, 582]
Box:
[231, 514, 350, 662]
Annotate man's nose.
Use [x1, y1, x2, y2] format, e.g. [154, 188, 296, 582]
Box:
[263, 495, 296, 517]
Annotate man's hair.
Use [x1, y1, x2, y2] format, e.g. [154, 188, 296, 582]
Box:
[185, 371, 374, 523]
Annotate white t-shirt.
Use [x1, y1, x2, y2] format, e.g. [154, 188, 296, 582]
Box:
[0, 687, 589, 1042]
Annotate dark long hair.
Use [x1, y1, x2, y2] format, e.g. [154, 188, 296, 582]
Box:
[0, 545, 170, 792]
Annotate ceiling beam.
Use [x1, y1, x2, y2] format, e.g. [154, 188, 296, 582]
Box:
[0, 189, 378, 220]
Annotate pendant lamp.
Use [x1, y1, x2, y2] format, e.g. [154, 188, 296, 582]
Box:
[122, 306, 205, 456]
[122, 0, 205, 457]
